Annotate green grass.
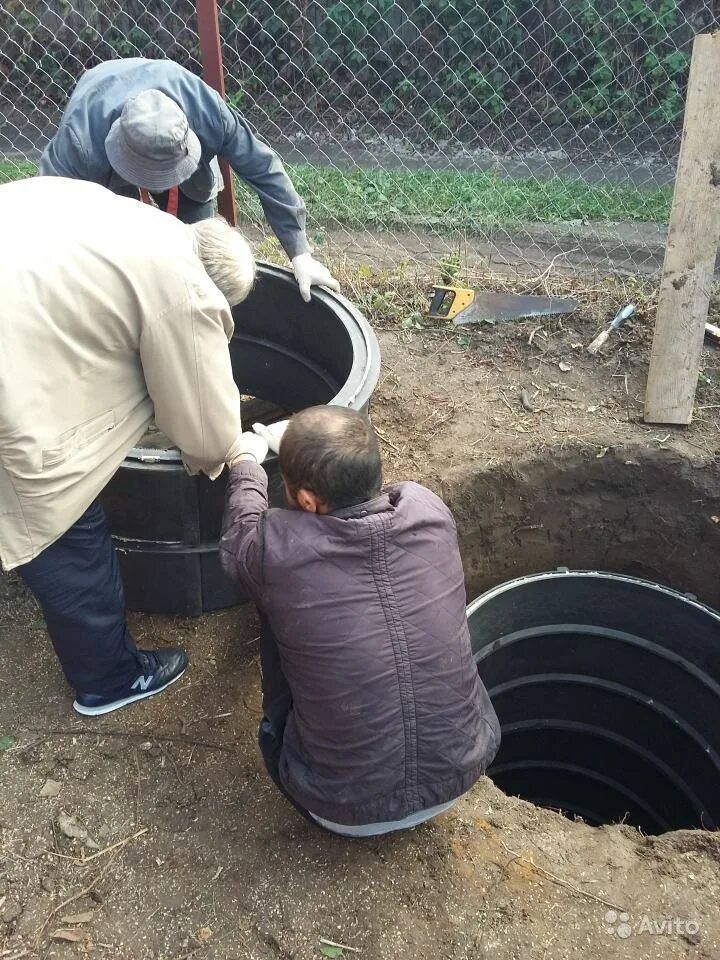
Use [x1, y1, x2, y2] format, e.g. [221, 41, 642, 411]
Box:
[0, 160, 37, 182]
[282, 165, 672, 230]
[2, 159, 671, 232]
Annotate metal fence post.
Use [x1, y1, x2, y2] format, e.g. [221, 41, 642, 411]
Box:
[195, 0, 236, 226]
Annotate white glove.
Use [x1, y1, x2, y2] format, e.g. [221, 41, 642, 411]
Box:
[228, 431, 268, 467]
[253, 419, 289, 454]
[291, 253, 341, 303]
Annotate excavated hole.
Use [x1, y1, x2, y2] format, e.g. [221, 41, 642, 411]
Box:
[446, 447, 720, 834]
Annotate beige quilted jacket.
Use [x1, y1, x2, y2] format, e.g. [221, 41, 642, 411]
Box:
[0, 177, 243, 569]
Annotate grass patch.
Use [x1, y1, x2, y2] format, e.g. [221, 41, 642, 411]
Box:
[280, 165, 672, 231]
[1, 159, 671, 232]
[0, 160, 37, 183]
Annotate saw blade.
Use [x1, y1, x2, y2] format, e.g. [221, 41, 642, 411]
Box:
[453, 292, 578, 326]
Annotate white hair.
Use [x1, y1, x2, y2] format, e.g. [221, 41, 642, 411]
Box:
[191, 218, 256, 306]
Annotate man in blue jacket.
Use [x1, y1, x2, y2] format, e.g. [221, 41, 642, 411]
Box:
[40, 57, 339, 303]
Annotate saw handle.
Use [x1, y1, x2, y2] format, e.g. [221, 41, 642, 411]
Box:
[429, 286, 455, 317]
[428, 285, 475, 320]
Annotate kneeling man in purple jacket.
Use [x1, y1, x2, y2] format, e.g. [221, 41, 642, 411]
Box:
[220, 406, 500, 836]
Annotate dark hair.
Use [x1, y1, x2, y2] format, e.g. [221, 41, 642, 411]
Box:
[279, 406, 383, 511]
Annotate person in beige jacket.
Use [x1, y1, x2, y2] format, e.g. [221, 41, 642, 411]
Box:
[0, 176, 256, 716]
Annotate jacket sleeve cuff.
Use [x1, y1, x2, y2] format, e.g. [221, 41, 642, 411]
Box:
[228, 459, 268, 482]
[182, 455, 225, 480]
[281, 232, 312, 259]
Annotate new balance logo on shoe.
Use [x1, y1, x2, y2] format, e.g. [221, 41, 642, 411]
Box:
[73, 648, 187, 716]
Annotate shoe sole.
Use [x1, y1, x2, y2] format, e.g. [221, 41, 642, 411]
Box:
[72, 666, 187, 717]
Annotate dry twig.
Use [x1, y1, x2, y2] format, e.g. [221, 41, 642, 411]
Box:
[134, 747, 141, 826]
[374, 427, 401, 453]
[25, 728, 233, 753]
[35, 849, 122, 946]
[47, 828, 148, 865]
[319, 938, 361, 953]
[524, 248, 580, 294]
[500, 839, 624, 911]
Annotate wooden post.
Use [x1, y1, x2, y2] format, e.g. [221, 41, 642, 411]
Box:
[195, 0, 237, 226]
[644, 31, 720, 425]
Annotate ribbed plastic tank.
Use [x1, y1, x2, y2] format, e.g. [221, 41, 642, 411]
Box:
[468, 570, 720, 833]
[101, 263, 381, 615]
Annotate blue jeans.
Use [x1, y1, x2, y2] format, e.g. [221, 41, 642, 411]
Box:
[17, 501, 141, 697]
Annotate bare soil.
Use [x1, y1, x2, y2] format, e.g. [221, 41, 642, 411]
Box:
[245, 219, 673, 278]
[2, 294, 720, 960]
[372, 298, 720, 609]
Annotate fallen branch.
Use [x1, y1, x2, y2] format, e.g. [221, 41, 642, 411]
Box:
[500, 840, 624, 911]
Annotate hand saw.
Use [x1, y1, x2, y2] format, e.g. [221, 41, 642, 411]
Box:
[428, 285, 578, 326]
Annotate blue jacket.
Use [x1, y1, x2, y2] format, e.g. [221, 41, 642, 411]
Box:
[39, 58, 310, 257]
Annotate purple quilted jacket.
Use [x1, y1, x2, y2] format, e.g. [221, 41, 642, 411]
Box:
[220, 461, 500, 825]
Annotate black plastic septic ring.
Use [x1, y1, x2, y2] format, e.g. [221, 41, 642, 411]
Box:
[101, 262, 381, 615]
[468, 569, 720, 834]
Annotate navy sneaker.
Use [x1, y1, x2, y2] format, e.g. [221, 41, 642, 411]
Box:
[73, 648, 188, 716]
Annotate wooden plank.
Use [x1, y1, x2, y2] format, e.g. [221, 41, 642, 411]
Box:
[644, 31, 720, 425]
[195, 0, 237, 226]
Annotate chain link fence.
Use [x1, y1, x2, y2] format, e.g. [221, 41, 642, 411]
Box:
[1, 1, 719, 277]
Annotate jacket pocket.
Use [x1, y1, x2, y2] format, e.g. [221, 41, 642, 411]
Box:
[42, 410, 116, 470]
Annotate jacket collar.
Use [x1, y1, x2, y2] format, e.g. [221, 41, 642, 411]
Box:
[330, 492, 392, 521]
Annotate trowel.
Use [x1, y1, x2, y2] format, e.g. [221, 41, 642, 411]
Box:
[427, 285, 579, 326]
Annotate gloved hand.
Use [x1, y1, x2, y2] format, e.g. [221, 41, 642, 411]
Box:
[253, 419, 289, 455]
[227, 431, 269, 467]
[291, 253, 341, 303]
